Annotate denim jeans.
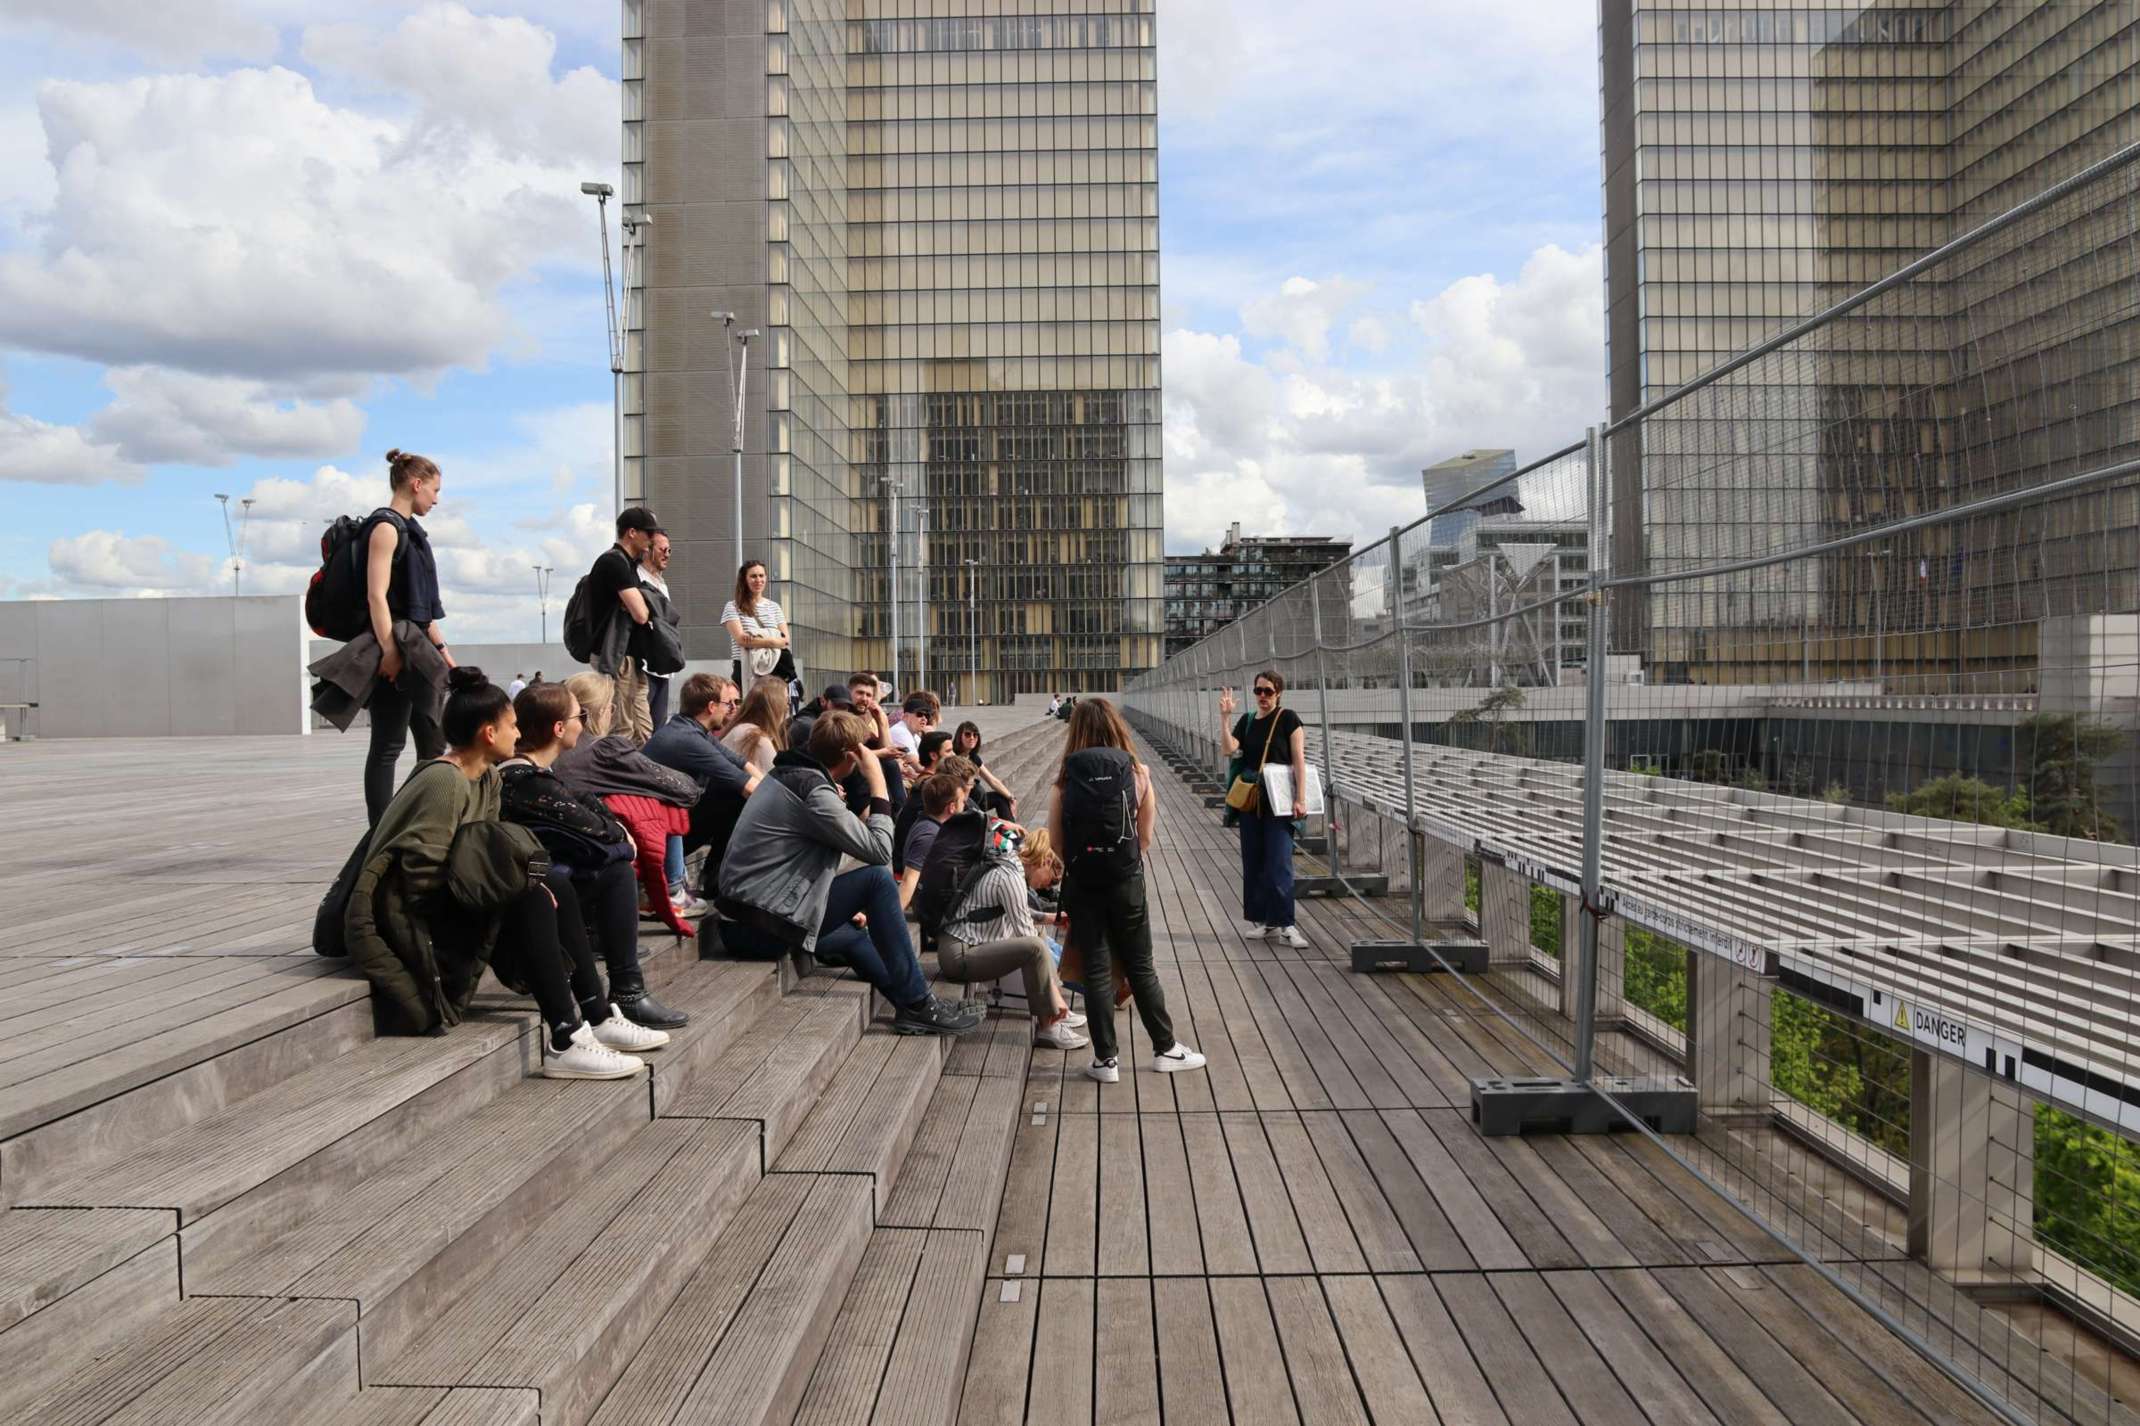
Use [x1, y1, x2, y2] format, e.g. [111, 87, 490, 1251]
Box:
[725, 865, 930, 1009]
[1240, 814, 1297, 928]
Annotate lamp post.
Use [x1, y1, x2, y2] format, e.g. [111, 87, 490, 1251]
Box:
[214, 493, 254, 597]
[915, 498, 928, 692]
[963, 558, 981, 706]
[711, 312, 758, 583]
[534, 565, 555, 644]
[881, 473, 902, 694]
[580, 182, 623, 516]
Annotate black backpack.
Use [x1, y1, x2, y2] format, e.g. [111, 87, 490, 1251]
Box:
[1060, 747, 1140, 880]
[912, 810, 993, 936]
[561, 574, 599, 662]
[305, 510, 403, 640]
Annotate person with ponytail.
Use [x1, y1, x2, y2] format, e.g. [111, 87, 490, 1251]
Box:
[358, 449, 455, 823]
[344, 667, 666, 1079]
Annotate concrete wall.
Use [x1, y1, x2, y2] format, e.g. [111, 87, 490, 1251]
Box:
[0, 595, 310, 738]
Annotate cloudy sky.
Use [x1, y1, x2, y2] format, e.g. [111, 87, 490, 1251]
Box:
[0, 0, 1604, 641]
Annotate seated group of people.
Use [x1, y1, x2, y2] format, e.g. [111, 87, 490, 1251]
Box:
[343, 665, 1092, 1079]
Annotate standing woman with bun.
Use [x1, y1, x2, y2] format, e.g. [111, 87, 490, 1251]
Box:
[361, 449, 455, 823]
[1219, 670, 1309, 948]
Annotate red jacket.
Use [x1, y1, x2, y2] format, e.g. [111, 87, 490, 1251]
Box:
[603, 793, 693, 938]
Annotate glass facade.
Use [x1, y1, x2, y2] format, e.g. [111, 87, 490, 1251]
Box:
[632, 0, 1163, 698]
[1600, 0, 2140, 683]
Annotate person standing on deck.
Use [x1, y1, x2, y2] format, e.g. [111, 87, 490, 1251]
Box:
[1220, 670, 1310, 949]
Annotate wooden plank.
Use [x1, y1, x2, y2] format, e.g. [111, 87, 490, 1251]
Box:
[1488, 1273, 1653, 1426]
[1094, 1278, 1160, 1426]
[1323, 1276, 1443, 1424]
[0, 1205, 172, 1333]
[1138, 1113, 1204, 1276]
[1151, 1278, 1229, 1423]
[1759, 1264, 2010, 1426]
[991, 1110, 1060, 1279]
[1367, 1109, 1520, 1270]
[1545, 1270, 1725, 1426]
[1264, 1276, 1370, 1424]
[1179, 1114, 1259, 1276]
[956, 1280, 1038, 1426]
[1042, 1109, 1099, 1277]
[1027, 1278, 1094, 1423]
[793, 1228, 930, 1426]
[1432, 1274, 1581, 1426]
[1216, 1113, 1314, 1275]
[1417, 1109, 1582, 1270]
[1096, 1112, 1149, 1277]
[1376, 1275, 1511, 1426]
[1593, 1269, 1798, 1426]
[1208, 1278, 1303, 1426]
[1298, 1111, 1425, 1273]
[873, 1230, 987, 1426]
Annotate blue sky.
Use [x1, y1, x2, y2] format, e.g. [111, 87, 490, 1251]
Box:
[0, 0, 1604, 642]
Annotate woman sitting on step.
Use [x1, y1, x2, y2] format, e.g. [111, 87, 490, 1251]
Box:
[939, 824, 1089, 1051]
[344, 666, 666, 1080]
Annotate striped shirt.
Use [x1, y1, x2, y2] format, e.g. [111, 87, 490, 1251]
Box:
[952, 859, 1036, 944]
[720, 597, 786, 666]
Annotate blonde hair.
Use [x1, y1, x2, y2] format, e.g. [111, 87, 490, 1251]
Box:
[564, 672, 615, 737]
[1018, 827, 1062, 875]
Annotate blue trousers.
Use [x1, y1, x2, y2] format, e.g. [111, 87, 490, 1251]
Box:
[725, 865, 930, 1009]
[1240, 813, 1297, 928]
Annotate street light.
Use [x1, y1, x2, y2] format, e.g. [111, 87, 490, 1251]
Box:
[963, 558, 981, 706]
[711, 312, 758, 582]
[880, 473, 905, 693]
[534, 565, 555, 644]
[214, 493, 254, 597]
[582, 181, 652, 516]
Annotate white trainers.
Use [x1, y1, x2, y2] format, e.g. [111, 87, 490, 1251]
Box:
[1271, 925, 1310, 949]
[1061, 1009, 1088, 1029]
[1086, 1057, 1121, 1083]
[544, 1023, 647, 1080]
[1036, 1020, 1091, 1051]
[593, 1005, 670, 1053]
[1151, 1042, 1208, 1074]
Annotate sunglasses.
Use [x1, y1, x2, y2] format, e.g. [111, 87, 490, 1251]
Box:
[1254, 687, 1277, 697]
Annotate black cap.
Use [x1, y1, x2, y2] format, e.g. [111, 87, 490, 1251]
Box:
[821, 682, 854, 707]
[616, 506, 663, 537]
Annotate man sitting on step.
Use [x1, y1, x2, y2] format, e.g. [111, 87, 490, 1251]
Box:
[716, 709, 984, 1038]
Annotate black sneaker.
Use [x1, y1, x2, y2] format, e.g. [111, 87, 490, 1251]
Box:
[892, 995, 986, 1036]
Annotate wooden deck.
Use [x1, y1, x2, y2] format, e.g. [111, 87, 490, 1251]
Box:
[0, 721, 2030, 1423]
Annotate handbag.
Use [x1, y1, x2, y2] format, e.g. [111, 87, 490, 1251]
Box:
[1224, 712, 1282, 814]
[747, 645, 781, 677]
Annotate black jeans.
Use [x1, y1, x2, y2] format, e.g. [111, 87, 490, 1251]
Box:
[365, 675, 444, 825]
[566, 859, 646, 990]
[493, 869, 611, 1048]
[1061, 868, 1174, 1063]
[685, 791, 746, 899]
[647, 673, 671, 732]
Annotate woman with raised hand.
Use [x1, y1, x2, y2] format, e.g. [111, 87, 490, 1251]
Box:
[1219, 670, 1310, 949]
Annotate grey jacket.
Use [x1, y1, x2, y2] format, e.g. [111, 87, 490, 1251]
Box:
[717, 750, 892, 952]
[309, 621, 449, 731]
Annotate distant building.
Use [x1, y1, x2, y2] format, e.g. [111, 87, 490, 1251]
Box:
[1422, 450, 1519, 548]
[1164, 524, 1353, 660]
[1420, 518, 1592, 686]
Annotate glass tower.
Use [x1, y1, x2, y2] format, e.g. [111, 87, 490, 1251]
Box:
[629, 0, 1163, 699]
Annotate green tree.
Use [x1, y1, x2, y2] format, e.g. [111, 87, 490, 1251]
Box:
[2018, 712, 2123, 840]
[1884, 774, 2036, 829]
[1770, 990, 1911, 1157]
[2035, 1108, 2140, 1296]
[1622, 926, 1688, 1031]
[1530, 886, 1562, 960]
[1450, 685, 1527, 755]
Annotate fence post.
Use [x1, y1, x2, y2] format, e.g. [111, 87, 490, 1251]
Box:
[1572, 426, 1609, 1082]
[1309, 572, 1343, 882]
[1389, 526, 1425, 949]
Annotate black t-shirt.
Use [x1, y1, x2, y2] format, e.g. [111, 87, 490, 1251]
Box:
[363, 510, 446, 625]
[587, 545, 639, 617]
[1234, 708, 1303, 769]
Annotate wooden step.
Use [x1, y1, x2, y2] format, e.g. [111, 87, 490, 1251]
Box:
[637, 960, 784, 1117]
[771, 1030, 941, 1214]
[7, 1293, 356, 1425]
[878, 1077, 1023, 1258]
[0, 1208, 180, 1417]
[20, 1014, 531, 1220]
[587, 1173, 874, 1426]
[371, 1118, 760, 1426]
[941, 1011, 1035, 1080]
[0, 1205, 170, 1333]
[663, 982, 870, 1167]
[791, 1227, 987, 1426]
[320, 1386, 539, 1426]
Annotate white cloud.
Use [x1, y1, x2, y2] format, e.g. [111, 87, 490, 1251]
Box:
[1, 0, 279, 65]
[47, 530, 223, 593]
[1348, 316, 1391, 353]
[1241, 276, 1370, 363]
[1162, 247, 1605, 553]
[0, 8, 614, 384]
[87, 367, 365, 466]
[0, 407, 142, 485]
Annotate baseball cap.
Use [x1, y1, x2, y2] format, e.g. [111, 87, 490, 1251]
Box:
[615, 506, 663, 537]
[820, 682, 854, 707]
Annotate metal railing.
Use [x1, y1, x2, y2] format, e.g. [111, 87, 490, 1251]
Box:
[1128, 136, 2140, 1424]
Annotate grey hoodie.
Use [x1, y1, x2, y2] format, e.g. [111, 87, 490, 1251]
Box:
[716, 750, 892, 952]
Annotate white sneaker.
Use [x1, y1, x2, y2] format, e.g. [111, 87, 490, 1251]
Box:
[1036, 1020, 1090, 1050]
[1259, 923, 1281, 940]
[1086, 1057, 1121, 1083]
[1151, 1042, 1208, 1074]
[544, 1023, 647, 1080]
[1061, 1009, 1088, 1029]
[593, 1005, 670, 1053]
[1272, 925, 1309, 949]
[1249, 921, 1272, 938]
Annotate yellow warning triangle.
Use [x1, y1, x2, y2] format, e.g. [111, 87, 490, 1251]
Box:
[1893, 1001, 1908, 1031]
